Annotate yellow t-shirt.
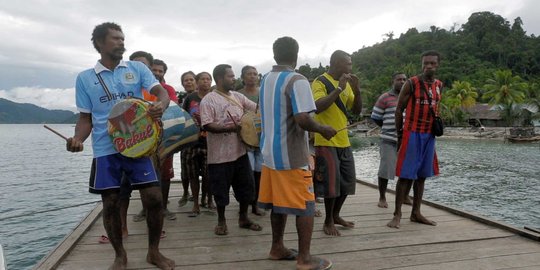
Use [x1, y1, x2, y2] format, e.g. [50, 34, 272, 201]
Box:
[312, 73, 355, 147]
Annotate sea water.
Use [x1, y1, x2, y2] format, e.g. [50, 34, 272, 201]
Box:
[0, 125, 538, 270]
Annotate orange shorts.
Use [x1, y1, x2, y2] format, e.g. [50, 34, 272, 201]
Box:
[258, 166, 315, 216]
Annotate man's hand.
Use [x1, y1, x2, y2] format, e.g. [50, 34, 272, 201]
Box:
[338, 73, 351, 90]
[66, 137, 84, 152]
[147, 101, 164, 120]
[349, 74, 360, 93]
[319, 125, 337, 141]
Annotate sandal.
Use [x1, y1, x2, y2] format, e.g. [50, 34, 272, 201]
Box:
[239, 221, 263, 231]
[214, 224, 228, 235]
[98, 235, 109, 244]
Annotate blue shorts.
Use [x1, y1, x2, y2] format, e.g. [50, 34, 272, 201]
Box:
[395, 131, 439, 180]
[89, 153, 159, 194]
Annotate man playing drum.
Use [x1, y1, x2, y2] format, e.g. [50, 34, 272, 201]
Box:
[200, 64, 262, 236]
[66, 22, 174, 270]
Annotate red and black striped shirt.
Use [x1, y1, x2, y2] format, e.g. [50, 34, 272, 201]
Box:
[403, 76, 442, 133]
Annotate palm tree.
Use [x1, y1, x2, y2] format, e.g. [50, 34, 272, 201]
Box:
[446, 81, 479, 109]
[483, 70, 527, 106]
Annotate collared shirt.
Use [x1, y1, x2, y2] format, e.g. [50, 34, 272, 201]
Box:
[260, 65, 316, 170]
[371, 89, 398, 142]
[200, 90, 257, 164]
[75, 60, 159, 157]
[311, 72, 356, 147]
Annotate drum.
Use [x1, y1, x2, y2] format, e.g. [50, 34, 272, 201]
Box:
[108, 98, 161, 158]
[240, 111, 262, 148]
[157, 101, 199, 161]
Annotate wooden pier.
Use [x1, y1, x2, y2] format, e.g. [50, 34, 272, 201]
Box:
[35, 180, 540, 269]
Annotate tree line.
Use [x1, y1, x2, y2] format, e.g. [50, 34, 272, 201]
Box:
[296, 11, 540, 126]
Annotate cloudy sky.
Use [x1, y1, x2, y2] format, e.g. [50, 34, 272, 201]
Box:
[1, 0, 539, 112]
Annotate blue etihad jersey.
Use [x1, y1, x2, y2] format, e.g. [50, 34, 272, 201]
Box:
[75, 60, 159, 157]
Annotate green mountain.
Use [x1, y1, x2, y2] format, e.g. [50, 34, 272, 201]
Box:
[0, 98, 77, 124]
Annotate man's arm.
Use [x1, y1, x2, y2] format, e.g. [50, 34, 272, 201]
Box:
[314, 74, 350, 113]
[395, 81, 412, 139]
[148, 84, 171, 119]
[203, 123, 239, 134]
[294, 112, 336, 140]
[66, 112, 92, 152]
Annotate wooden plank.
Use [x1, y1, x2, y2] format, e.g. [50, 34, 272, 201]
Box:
[33, 203, 103, 270]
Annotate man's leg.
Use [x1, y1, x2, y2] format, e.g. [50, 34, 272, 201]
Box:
[268, 212, 297, 259]
[323, 198, 339, 236]
[101, 191, 127, 270]
[296, 214, 332, 270]
[179, 151, 190, 207]
[410, 177, 437, 225]
[378, 177, 389, 208]
[189, 175, 200, 215]
[139, 186, 175, 269]
[387, 178, 411, 228]
[332, 194, 354, 228]
[119, 198, 129, 238]
[251, 171, 264, 215]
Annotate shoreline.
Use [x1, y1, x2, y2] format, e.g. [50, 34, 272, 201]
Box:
[356, 126, 540, 141]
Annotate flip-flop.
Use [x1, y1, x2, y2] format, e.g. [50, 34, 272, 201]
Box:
[188, 211, 200, 218]
[160, 230, 166, 239]
[98, 235, 109, 244]
[239, 222, 263, 231]
[271, 248, 298, 261]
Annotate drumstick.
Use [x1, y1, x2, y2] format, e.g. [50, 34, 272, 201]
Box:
[336, 121, 363, 132]
[43, 125, 68, 141]
[227, 111, 238, 126]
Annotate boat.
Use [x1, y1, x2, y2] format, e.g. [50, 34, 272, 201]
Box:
[506, 127, 540, 143]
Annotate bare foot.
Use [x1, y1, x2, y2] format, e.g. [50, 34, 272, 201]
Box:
[109, 256, 127, 270]
[404, 196, 413, 205]
[410, 213, 437, 226]
[314, 209, 322, 217]
[268, 246, 298, 260]
[178, 195, 188, 207]
[252, 206, 266, 216]
[334, 216, 354, 228]
[323, 222, 341, 236]
[147, 251, 175, 270]
[378, 199, 388, 208]
[207, 201, 216, 210]
[387, 215, 401, 228]
[297, 256, 332, 270]
[121, 230, 128, 239]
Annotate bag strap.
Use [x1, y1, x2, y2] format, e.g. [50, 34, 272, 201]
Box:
[213, 89, 244, 110]
[316, 75, 348, 118]
[95, 72, 113, 101]
[418, 78, 438, 118]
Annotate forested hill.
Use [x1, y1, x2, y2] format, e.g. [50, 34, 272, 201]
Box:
[0, 98, 77, 124]
[297, 11, 540, 126]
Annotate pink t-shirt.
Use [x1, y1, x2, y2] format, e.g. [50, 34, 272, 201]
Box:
[200, 90, 257, 164]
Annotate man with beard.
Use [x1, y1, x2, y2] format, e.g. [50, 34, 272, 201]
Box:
[66, 22, 174, 270]
[387, 51, 443, 229]
[200, 64, 262, 235]
[371, 72, 412, 208]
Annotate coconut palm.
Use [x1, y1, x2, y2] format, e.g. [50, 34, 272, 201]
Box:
[446, 81, 479, 109]
[483, 70, 527, 106]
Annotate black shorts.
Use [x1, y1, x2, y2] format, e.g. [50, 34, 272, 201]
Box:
[314, 146, 356, 198]
[208, 154, 255, 207]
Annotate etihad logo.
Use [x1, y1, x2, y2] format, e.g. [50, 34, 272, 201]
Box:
[100, 92, 135, 103]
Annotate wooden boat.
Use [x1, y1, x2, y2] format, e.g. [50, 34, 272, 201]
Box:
[506, 135, 540, 143]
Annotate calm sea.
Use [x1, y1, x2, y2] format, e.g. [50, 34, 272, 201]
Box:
[0, 125, 539, 270]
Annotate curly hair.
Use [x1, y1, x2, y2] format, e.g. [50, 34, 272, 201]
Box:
[91, 22, 122, 53]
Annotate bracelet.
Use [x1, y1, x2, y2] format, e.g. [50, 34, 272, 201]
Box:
[336, 87, 343, 93]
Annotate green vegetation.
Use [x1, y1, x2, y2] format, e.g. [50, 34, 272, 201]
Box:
[296, 11, 540, 126]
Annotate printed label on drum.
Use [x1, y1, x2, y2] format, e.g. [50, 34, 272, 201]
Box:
[113, 124, 154, 153]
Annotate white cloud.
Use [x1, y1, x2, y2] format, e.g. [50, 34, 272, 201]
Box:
[0, 0, 538, 110]
[0, 87, 76, 112]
